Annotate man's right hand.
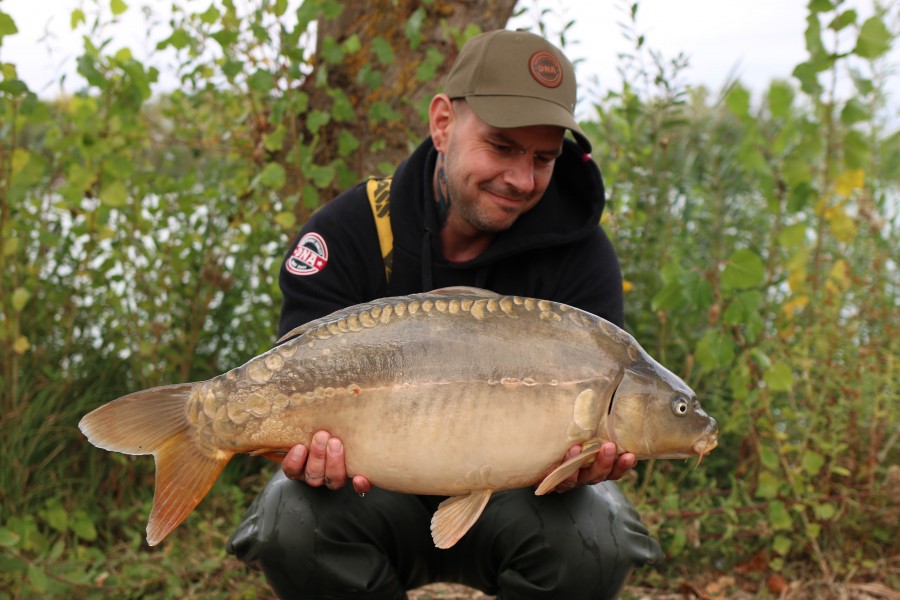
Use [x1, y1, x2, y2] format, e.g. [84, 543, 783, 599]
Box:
[282, 430, 372, 495]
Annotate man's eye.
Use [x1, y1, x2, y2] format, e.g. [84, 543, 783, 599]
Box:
[493, 144, 512, 153]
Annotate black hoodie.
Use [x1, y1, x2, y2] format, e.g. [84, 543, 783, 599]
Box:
[278, 137, 623, 338]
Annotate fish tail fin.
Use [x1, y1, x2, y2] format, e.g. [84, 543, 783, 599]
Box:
[78, 383, 233, 546]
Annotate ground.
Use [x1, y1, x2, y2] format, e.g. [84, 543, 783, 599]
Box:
[406, 571, 900, 600]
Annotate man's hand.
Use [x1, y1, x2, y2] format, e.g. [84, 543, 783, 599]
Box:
[552, 441, 636, 493]
[282, 430, 372, 495]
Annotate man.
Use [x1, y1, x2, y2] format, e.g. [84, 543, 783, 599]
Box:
[227, 29, 663, 599]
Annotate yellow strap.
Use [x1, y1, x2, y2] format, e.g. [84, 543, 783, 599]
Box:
[366, 177, 393, 282]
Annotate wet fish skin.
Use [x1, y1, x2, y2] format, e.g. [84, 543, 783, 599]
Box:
[79, 287, 718, 549]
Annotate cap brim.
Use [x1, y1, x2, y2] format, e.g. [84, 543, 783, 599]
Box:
[466, 95, 592, 153]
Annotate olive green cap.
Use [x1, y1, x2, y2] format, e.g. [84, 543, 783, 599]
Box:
[444, 29, 590, 153]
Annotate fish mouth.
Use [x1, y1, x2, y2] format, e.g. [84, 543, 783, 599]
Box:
[691, 430, 719, 467]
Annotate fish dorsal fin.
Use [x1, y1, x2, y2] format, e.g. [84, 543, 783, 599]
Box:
[534, 446, 603, 496]
[430, 489, 493, 549]
[276, 323, 313, 345]
[429, 286, 500, 298]
[275, 298, 391, 345]
[277, 289, 500, 345]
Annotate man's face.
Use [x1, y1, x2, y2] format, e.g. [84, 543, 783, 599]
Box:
[440, 102, 565, 236]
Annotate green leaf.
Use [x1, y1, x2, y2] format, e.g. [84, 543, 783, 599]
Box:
[828, 9, 857, 31]
[264, 125, 286, 152]
[337, 129, 359, 156]
[813, 501, 837, 520]
[248, 69, 275, 92]
[695, 330, 735, 371]
[768, 500, 793, 531]
[159, 28, 191, 51]
[767, 81, 794, 119]
[0, 528, 20, 548]
[650, 281, 681, 312]
[792, 62, 822, 95]
[342, 34, 361, 54]
[308, 163, 335, 187]
[11, 287, 30, 312]
[0, 11, 18, 42]
[302, 183, 320, 209]
[756, 470, 780, 499]
[668, 528, 686, 557]
[100, 181, 128, 208]
[306, 109, 331, 133]
[199, 5, 220, 24]
[70, 8, 86, 29]
[840, 98, 868, 125]
[255, 163, 286, 189]
[843, 129, 870, 169]
[804, 13, 826, 59]
[405, 7, 426, 49]
[42, 500, 69, 533]
[3, 236, 19, 257]
[808, 0, 834, 12]
[328, 89, 354, 121]
[321, 0, 343, 19]
[27, 564, 49, 592]
[416, 47, 445, 82]
[721, 249, 764, 290]
[275, 212, 296, 229]
[725, 85, 750, 118]
[764, 362, 793, 392]
[70, 510, 97, 541]
[772, 534, 792, 556]
[801, 450, 825, 476]
[273, 0, 288, 17]
[320, 36, 344, 64]
[111, 0, 128, 15]
[372, 36, 395, 65]
[854, 17, 891, 59]
[760, 444, 780, 470]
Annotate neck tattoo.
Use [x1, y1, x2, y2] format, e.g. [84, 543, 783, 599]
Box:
[436, 156, 452, 229]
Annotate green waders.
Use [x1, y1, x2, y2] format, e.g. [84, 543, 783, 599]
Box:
[226, 472, 663, 599]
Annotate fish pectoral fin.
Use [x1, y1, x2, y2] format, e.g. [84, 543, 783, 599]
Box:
[430, 489, 493, 549]
[250, 448, 289, 462]
[534, 448, 603, 495]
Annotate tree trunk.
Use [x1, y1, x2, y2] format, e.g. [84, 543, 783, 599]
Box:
[293, 0, 517, 213]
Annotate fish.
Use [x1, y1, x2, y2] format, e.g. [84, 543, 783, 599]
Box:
[79, 286, 718, 549]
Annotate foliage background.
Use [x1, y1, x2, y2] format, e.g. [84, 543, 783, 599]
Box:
[1, 0, 898, 598]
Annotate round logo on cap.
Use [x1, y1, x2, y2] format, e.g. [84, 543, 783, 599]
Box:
[529, 50, 563, 88]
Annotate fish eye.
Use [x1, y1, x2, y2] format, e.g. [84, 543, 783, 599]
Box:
[672, 396, 690, 416]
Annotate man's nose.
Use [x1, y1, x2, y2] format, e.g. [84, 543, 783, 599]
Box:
[503, 155, 536, 194]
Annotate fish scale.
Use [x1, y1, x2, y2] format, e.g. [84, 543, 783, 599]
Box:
[79, 286, 718, 549]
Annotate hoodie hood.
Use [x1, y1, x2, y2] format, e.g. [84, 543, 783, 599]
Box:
[388, 137, 606, 284]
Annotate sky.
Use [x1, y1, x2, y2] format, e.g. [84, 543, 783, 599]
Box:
[2, 0, 898, 118]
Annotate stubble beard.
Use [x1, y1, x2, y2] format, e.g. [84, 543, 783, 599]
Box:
[441, 151, 527, 235]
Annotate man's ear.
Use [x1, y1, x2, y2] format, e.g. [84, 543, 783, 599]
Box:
[429, 94, 453, 152]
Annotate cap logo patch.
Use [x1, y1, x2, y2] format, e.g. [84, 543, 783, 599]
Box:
[529, 51, 563, 88]
[286, 232, 329, 276]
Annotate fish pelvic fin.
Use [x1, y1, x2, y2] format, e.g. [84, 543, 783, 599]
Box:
[431, 489, 493, 549]
[78, 383, 233, 546]
[534, 447, 603, 495]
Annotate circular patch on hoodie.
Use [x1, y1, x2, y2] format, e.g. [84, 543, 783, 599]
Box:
[529, 51, 563, 88]
[286, 232, 329, 276]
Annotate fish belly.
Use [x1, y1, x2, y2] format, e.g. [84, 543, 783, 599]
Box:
[244, 380, 596, 496]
